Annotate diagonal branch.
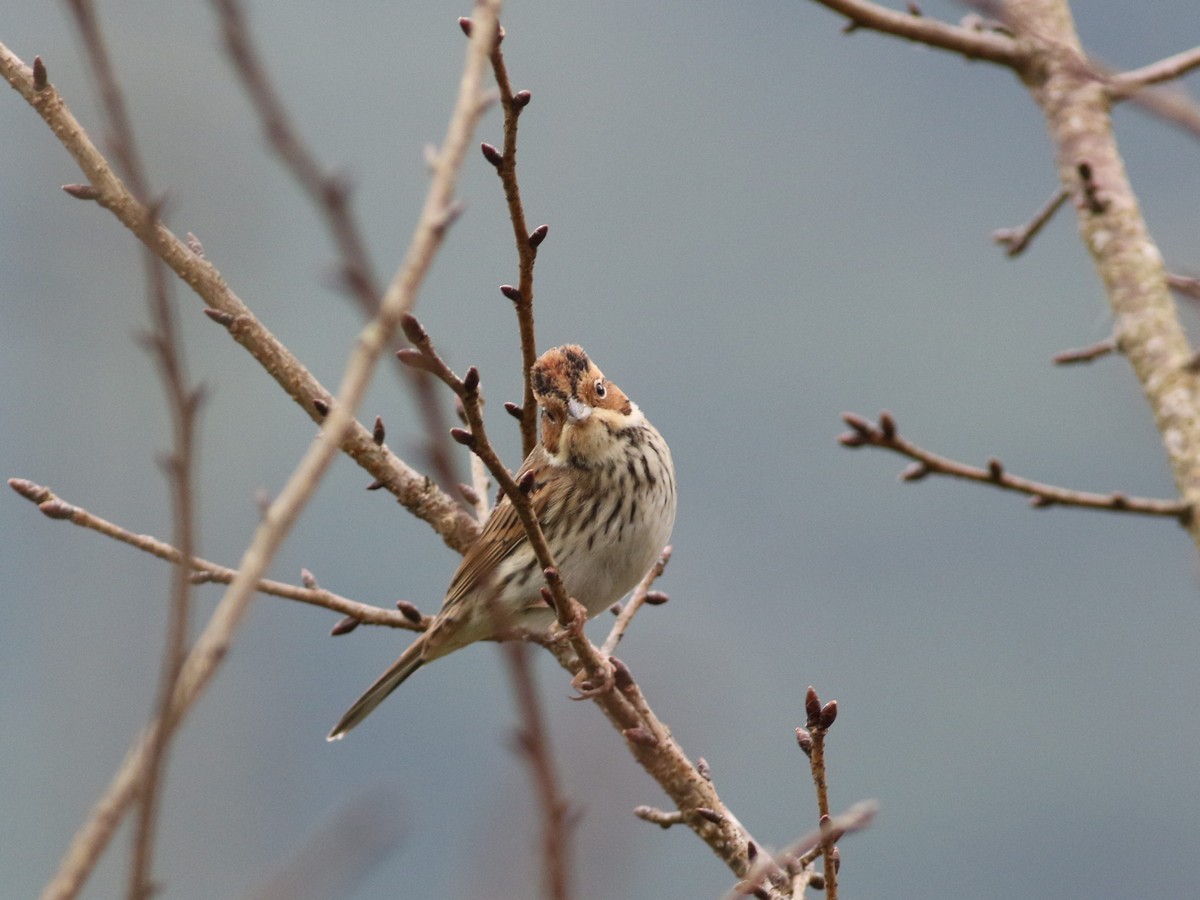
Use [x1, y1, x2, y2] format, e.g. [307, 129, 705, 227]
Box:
[810, 0, 1024, 66]
[839, 411, 1193, 523]
[1109, 44, 1200, 95]
[7, 478, 427, 631]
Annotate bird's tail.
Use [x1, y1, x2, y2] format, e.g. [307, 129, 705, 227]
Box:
[327, 637, 425, 741]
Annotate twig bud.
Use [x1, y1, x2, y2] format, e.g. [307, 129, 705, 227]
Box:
[643, 590, 669, 606]
[33, 56, 47, 90]
[623, 726, 658, 748]
[301, 568, 317, 589]
[610, 656, 635, 691]
[462, 366, 480, 394]
[62, 183, 99, 201]
[697, 757, 713, 781]
[480, 142, 503, 168]
[396, 600, 423, 623]
[878, 410, 896, 440]
[450, 427, 475, 448]
[820, 700, 838, 729]
[1030, 495, 1055, 509]
[528, 223, 549, 248]
[312, 398, 329, 419]
[805, 686, 822, 727]
[693, 807, 724, 824]
[987, 458, 1004, 480]
[513, 89, 532, 110]
[330, 615, 359, 636]
[499, 284, 523, 304]
[38, 499, 76, 520]
[186, 232, 205, 257]
[458, 482, 480, 505]
[838, 431, 867, 448]
[458, 17, 473, 36]
[396, 348, 436, 373]
[518, 470, 537, 494]
[504, 401, 523, 421]
[400, 313, 427, 345]
[365, 479, 385, 491]
[900, 462, 930, 482]
[373, 416, 386, 445]
[796, 727, 813, 756]
[203, 308, 235, 328]
[9, 478, 51, 504]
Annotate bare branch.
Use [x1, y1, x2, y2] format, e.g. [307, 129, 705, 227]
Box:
[600, 546, 672, 655]
[810, 0, 1024, 66]
[8, 479, 426, 630]
[839, 411, 1193, 523]
[1052, 336, 1117, 365]
[1109, 44, 1200, 95]
[479, 25, 543, 458]
[1167, 272, 1200, 302]
[992, 187, 1068, 257]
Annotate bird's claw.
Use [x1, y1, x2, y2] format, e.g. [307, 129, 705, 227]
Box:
[570, 658, 615, 700]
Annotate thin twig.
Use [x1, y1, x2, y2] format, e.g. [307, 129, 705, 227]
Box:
[600, 546, 672, 655]
[992, 187, 1068, 257]
[1052, 336, 1117, 365]
[1167, 272, 1200, 302]
[811, 0, 1024, 66]
[0, 41, 480, 557]
[477, 20, 542, 458]
[34, 7, 501, 898]
[7, 478, 426, 631]
[1109, 44, 1200, 95]
[211, 0, 460, 491]
[839, 411, 1193, 524]
[633, 806, 687, 828]
[503, 642, 574, 900]
[799, 687, 839, 900]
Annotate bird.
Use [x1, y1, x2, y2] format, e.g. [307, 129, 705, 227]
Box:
[328, 344, 676, 740]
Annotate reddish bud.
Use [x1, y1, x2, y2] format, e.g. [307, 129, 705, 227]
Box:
[987, 458, 1004, 480]
[462, 366, 480, 394]
[373, 416, 386, 445]
[396, 348, 436, 373]
[900, 462, 930, 482]
[330, 615, 359, 636]
[450, 427, 475, 448]
[907, 1, 922, 14]
[365, 479, 385, 491]
[1109, 492, 1129, 509]
[878, 410, 896, 440]
[697, 757, 712, 781]
[504, 401, 523, 420]
[458, 482, 480, 505]
[805, 686, 821, 726]
[33, 56, 47, 90]
[301, 568, 317, 589]
[518, 470, 536, 494]
[481, 142, 503, 168]
[458, 17, 473, 36]
[1030, 495, 1055, 508]
[693, 807, 723, 824]
[838, 431, 867, 448]
[796, 727, 813, 756]
[745, 839, 757, 860]
[203, 308, 234, 328]
[62, 183, 99, 201]
[840, 412, 872, 435]
[820, 700, 838, 729]
[186, 232, 205, 257]
[528, 223, 549, 248]
[610, 656, 635, 691]
[400, 313, 427, 345]
[38, 499, 75, 520]
[513, 89, 532, 110]
[312, 398, 329, 418]
[499, 284, 522, 303]
[623, 726, 658, 748]
[643, 590, 669, 606]
[8, 478, 50, 504]
[396, 600, 423, 623]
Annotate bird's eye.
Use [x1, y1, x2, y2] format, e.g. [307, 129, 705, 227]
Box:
[542, 408, 558, 425]
[594, 378, 606, 399]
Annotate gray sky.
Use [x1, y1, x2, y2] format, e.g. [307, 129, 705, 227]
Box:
[3, 2, 1200, 897]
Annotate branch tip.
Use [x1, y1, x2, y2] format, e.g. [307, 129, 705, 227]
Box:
[9, 477, 51, 504]
[450, 427, 475, 448]
[513, 89, 532, 111]
[527, 223, 549, 249]
[62, 183, 100, 201]
[395, 600, 423, 623]
[481, 141, 503, 168]
[330, 615, 359, 636]
[33, 55, 47, 90]
[372, 416, 386, 445]
[499, 284, 523, 304]
[203, 308, 235, 328]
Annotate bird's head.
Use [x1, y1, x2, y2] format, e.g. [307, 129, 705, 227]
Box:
[531, 345, 640, 464]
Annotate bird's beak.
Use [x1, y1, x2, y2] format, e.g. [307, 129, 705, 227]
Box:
[567, 397, 592, 422]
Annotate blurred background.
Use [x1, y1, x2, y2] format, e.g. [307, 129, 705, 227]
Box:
[3, 1, 1200, 897]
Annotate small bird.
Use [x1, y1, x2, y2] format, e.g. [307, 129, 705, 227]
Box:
[328, 344, 676, 739]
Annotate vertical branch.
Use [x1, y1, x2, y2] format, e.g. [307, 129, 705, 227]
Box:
[504, 643, 574, 900]
[59, 3, 202, 898]
[473, 18, 542, 457]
